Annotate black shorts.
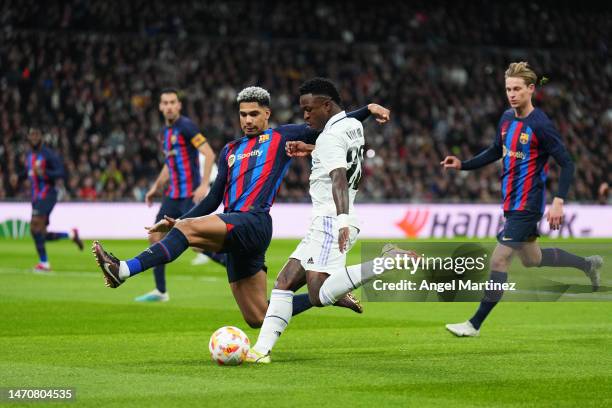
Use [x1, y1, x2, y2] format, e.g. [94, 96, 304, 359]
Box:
[31, 193, 57, 225]
[217, 211, 272, 283]
[156, 197, 194, 222]
[497, 210, 542, 249]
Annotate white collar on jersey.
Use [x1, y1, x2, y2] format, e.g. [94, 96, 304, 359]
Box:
[323, 110, 347, 132]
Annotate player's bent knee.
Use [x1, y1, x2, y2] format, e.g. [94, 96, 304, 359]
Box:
[30, 221, 43, 234]
[274, 259, 305, 291]
[491, 256, 511, 271]
[521, 258, 540, 268]
[308, 288, 323, 307]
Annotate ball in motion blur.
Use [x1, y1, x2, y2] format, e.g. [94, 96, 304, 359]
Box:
[209, 326, 250, 365]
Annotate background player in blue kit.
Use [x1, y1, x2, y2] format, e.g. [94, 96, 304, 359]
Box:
[25, 126, 83, 272]
[135, 88, 221, 302]
[441, 62, 604, 336]
[93, 86, 387, 327]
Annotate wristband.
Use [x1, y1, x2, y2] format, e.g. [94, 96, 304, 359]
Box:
[337, 213, 349, 229]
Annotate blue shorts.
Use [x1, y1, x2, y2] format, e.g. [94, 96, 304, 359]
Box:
[156, 197, 194, 222]
[31, 193, 57, 225]
[497, 210, 542, 249]
[217, 211, 272, 283]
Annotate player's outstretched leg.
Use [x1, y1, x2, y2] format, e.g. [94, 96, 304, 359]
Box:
[92, 215, 226, 288]
[317, 244, 418, 307]
[247, 246, 415, 363]
[43, 228, 83, 250]
[538, 248, 603, 291]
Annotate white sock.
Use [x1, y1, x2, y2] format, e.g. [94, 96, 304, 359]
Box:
[253, 289, 294, 355]
[118, 261, 130, 280]
[319, 259, 385, 306]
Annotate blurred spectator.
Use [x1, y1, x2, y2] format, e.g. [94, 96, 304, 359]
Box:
[78, 176, 97, 201]
[0, 1, 609, 203]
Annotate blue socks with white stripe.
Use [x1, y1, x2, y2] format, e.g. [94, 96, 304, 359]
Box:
[124, 228, 190, 276]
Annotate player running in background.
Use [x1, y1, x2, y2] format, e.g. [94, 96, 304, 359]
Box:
[440, 62, 603, 337]
[93, 86, 387, 327]
[247, 78, 416, 363]
[135, 88, 222, 302]
[24, 126, 83, 272]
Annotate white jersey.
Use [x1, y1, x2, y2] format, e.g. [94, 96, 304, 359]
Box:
[309, 110, 364, 227]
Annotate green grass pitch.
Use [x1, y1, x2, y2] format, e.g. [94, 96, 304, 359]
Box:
[1, 238, 610, 407]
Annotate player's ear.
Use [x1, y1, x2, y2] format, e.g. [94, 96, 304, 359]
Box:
[264, 108, 271, 120]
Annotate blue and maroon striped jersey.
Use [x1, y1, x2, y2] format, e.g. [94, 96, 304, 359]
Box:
[181, 124, 317, 219]
[495, 108, 571, 213]
[220, 125, 316, 213]
[161, 116, 208, 199]
[26, 146, 65, 202]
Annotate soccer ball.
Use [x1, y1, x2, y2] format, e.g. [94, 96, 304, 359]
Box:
[209, 326, 250, 366]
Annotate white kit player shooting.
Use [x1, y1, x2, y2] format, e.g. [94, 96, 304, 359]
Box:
[246, 78, 417, 363]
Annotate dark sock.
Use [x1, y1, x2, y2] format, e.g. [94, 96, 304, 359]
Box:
[127, 228, 189, 275]
[291, 294, 313, 316]
[45, 231, 69, 241]
[153, 265, 166, 293]
[203, 251, 227, 267]
[540, 248, 589, 272]
[32, 232, 47, 262]
[469, 270, 507, 330]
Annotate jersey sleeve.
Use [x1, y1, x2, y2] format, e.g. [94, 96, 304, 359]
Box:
[276, 124, 319, 144]
[538, 121, 574, 199]
[182, 119, 208, 149]
[45, 150, 66, 180]
[346, 105, 370, 122]
[317, 131, 349, 174]
[180, 145, 228, 218]
[461, 116, 504, 170]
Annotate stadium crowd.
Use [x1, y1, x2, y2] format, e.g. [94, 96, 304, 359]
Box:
[1, 0, 610, 203]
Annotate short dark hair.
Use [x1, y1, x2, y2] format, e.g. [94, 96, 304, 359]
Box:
[160, 87, 181, 101]
[299, 77, 342, 105]
[236, 86, 271, 107]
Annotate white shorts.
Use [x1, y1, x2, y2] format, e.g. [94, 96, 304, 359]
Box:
[290, 216, 359, 275]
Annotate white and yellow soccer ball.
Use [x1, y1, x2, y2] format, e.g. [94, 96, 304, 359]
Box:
[209, 326, 250, 366]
